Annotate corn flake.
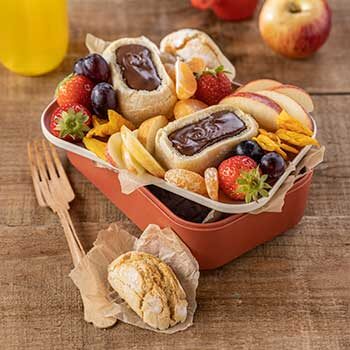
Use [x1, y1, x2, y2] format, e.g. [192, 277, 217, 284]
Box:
[253, 134, 288, 160]
[277, 110, 313, 136]
[83, 137, 107, 161]
[276, 129, 319, 147]
[87, 110, 135, 138]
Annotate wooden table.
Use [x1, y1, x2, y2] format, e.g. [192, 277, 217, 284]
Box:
[1, 1, 349, 349]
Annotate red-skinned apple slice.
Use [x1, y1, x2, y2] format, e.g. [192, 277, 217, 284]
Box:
[255, 90, 313, 130]
[236, 79, 282, 93]
[269, 84, 314, 112]
[220, 92, 282, 131]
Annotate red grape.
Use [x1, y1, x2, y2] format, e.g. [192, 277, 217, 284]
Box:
[91, 82, 118, 119]
[260, 152, 286, 179]
[74, 54, 110, 83]
[233, 140, 264, 162]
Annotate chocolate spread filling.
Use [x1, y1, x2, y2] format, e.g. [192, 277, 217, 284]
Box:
[116, 44, 161, 91]
[168, 110, 246, 156]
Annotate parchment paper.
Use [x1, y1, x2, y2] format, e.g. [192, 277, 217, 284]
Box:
[69, 223, 199, 333]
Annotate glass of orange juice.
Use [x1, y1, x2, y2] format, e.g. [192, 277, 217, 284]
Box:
[0, 0, 69, 76]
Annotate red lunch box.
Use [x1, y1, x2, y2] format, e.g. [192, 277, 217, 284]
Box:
[67, 152, 313, 270]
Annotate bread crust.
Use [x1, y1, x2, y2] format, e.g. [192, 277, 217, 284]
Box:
[155, 105, 258, 174]
[160, 29, 236, 80]
[108, 251, 187, 330]
[103, 36, 177, 126]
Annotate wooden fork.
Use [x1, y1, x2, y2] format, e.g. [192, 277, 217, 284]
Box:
[27, 139, 85, 267]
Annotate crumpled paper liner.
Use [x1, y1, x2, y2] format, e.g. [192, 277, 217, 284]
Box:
[69, 223, 199, 333]
[98, 147, 324, 218]
[251, 146, 325, 214]
[85, 33, 110, 54]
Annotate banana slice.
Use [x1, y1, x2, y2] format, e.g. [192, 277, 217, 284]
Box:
[121, 126, 165, 178]
[121, 142, 145, 175]
[106, 132, 125, 169]
[138, 115, 168, 154]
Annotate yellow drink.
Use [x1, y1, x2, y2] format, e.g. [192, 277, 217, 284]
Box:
[0, 0, 68, 76]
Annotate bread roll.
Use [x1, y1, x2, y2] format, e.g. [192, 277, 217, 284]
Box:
[108, 251, 187, 330]
[155, 105, 258, 174]
[160, 29, 236, 80]
[102, 36, 177, 126]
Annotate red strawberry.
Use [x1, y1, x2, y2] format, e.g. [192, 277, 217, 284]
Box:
[195, 65, 232, 105]
[218, 155, 271, 202]
[56, 74, 94, 108]
[49, 103, 92, 142]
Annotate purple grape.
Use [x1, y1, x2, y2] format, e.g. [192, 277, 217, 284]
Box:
[74, 54, 110, 83]
[91, 83, 118, 119]
[260, 152, 286, 180]
[233, 140, 264, 162]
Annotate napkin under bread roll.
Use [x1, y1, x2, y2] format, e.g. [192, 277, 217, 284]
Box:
[108, 251, 188, 330]
[160, 28, 236, 80]
[155, 105, 258, 174]
[102, 36, 177, 126]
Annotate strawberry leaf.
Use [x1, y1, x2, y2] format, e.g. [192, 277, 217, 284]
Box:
[236, 167, 272, 203]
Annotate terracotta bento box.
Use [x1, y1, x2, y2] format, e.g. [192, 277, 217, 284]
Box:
[42, 29, 320, 269]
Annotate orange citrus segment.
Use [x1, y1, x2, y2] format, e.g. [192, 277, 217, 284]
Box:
[187, 57, 206, 74]
[175, 60, 197, 100]
[173, 99, 208, 120]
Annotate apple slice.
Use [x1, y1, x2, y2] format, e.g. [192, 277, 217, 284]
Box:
[106, 132, 125, 169]
[236, 79, 282, 93]
[255, 90, 313, 130]
[121, 126, 165, 178]
[121, 143, 145, 176]
[138, 115, 168, 154]
[269, 84, 314, 113]
[220, 92, 282, 131]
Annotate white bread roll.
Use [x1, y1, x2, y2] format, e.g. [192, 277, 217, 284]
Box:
[155, 105, 258, 174]
[103, 36, 177, 126]
[108, 251, 187, 330]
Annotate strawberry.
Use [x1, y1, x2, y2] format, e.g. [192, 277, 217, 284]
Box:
[195, 65, 232, 105]
[56, 74, 94, 108]
[49, 103, 92, 142]
[218, 155, 271, 203]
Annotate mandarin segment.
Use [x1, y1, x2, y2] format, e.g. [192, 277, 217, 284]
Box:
[175, 60, 197, 100]
[186, 57, 206, 74]
[173, 99, 208, 120]
[164, 169, 207, 195]
[204, 167, 219, 201]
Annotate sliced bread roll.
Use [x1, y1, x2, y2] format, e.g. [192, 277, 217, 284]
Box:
[155, 105, 258, 174]
[102, 36, 177, 126]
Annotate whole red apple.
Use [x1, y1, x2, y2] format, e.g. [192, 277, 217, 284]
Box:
[259, 0, 332, 59]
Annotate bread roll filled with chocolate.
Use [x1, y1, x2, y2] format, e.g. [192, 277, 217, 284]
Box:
[102, 37, 177, 126]
[155, 105, 258, 174]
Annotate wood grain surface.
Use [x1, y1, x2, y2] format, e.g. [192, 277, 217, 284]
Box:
[1, 0, 350, 349]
